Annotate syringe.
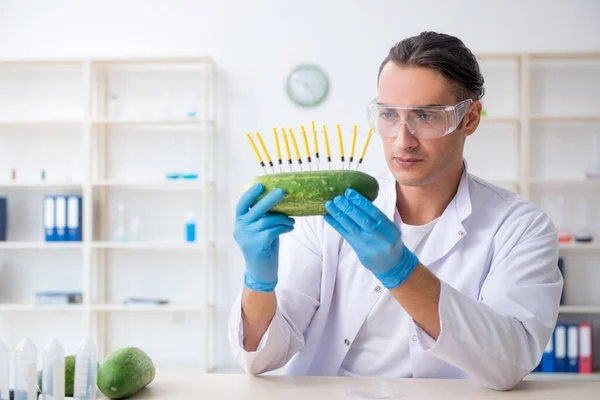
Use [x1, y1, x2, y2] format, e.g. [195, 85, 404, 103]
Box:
[43, 339, 65, 400]
[0, 340, 9, 400]
[73, 336, 98, 400]
[15, 338, 37, 400]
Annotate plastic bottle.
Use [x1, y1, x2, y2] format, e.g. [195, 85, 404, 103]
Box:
[585, 133, 600, 179]
[185, 212, 196, 242]
[182, 134, 198, 180]
[113, 203, 127, 242]
[108, 94, 119, 118]
[73, 336, 97, 400]
[555, 196, 572, 243]
[129, 216, 141, 242]
[42, 338, 65, 400]
[574, 197, 594, 243]
[15, 338, 37, 400]
[0, 340, 9, 400]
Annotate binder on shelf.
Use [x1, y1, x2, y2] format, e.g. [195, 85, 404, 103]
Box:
[0, 197, 6, 241]
[554, 324, 567, 372]
[55, 195, 67, 241]
[579, 323, 593, 374]
[541, 330, 555, 373]
[557, 258, 564, 304]
[567, 324, 579, 373]
[43, 196, 56, 241]
[67, 195, 82, 241]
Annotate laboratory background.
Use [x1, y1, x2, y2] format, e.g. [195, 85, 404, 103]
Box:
[0, 0, 599, 388]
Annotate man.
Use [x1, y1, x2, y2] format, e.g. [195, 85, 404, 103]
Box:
[229, 31, 563, 391]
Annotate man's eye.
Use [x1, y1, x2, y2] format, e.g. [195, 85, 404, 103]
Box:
[379, 112, 396, 120]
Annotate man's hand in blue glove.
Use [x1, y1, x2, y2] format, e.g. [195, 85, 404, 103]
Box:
[234, 184, 295, 293]
[324, 188, 419, 289]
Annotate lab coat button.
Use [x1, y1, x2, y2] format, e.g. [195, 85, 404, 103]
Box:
[344, 339, 350, 346]
[412, 335, 417, 341]
[374, 285, 382, 293]
[458, 230, 465, 236]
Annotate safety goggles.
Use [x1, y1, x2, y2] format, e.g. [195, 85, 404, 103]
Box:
[366, 98, 473, 139]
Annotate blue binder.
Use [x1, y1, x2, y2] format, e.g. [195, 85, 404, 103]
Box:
[554, 324, 568, 372]
[541, 330, 555, 373]
[43, 196, 56, 241]
[567, 324, 579, 373]
[55, 196, 67, 241]
[67, 195, 82, 241]
[557, 258, 564, 305]
[0, 197, 6, 241]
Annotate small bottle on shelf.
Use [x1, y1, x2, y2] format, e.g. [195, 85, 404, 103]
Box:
[555, 196, 572, 243]
[129, 216, 141, 242]
[585, 133, 600, 179]
[113, 203, 127, 242]
[108, 93, 119, 119]
[574, 197, 594, 243]
[185, 212, 196, 242]
[182, 134, 198, 180]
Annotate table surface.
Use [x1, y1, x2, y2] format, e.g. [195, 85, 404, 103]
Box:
[94, 369, 600, 399]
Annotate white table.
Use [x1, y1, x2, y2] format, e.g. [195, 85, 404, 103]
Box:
[95, 369, 600, 399]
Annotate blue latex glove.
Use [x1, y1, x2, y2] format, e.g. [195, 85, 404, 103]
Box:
[234, 184, 295, 292]
[324, 188, 419, 289]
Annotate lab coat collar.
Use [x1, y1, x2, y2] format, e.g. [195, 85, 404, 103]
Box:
[380, 159, 473, 267]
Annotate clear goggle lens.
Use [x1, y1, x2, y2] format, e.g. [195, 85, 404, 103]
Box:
[366, 98, 473, 139]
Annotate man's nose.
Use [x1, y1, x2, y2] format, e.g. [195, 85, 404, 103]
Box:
[392, 121, 418, 149]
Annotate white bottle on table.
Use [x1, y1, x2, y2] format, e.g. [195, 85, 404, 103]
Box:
[74, 336, 98, 400]
[15, 338, 37, 400]
[0, 340, 9, 400]
[42, 338, 65, 400]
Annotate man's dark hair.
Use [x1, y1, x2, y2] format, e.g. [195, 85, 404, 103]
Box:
[378, 31, 485, 102]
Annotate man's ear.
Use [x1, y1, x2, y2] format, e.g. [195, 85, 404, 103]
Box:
[460, 100, 482, 137]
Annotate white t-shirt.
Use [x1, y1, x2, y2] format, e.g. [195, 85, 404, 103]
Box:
[338, 208, 439, 377]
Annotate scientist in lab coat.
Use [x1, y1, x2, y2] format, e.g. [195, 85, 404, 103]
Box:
[229, 31, 563, 391]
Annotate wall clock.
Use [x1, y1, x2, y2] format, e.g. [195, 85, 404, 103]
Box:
[286, 64, 329, 107]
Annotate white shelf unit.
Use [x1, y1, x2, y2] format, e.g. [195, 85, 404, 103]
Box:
[472, 53, 600, 379]
[0, 57, 217, 371]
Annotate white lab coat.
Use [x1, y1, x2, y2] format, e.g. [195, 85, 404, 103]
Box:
[228, 163, 563, 391]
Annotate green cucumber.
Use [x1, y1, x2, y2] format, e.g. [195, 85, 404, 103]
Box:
[247, 170, 379, 216]
[97, 347, 155, 399]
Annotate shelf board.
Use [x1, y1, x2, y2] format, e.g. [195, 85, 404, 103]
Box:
[0, 304, 83, 312]
[92, 242, 204, 250]
[92, 180, 203, 190]
[559, 305, 600, 314]
[91, 304, 204, 313]
[531, 115, 600, 123]
[92, 118, 213, 126]
[0, 241, 83, 250]
[0, 119, 82, 126]
[559, 242, 600, 251]
[529, 179, 600, 187]
[529, 52, 600, 60]
[92, 56, 215, 65]
[0, 181, 82, 189]
[526, 372, 600, 381]
[479, 116, 520, 124]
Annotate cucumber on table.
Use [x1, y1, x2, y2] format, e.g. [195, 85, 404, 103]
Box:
[97, 347, 155, 399]
[247, 170, 379, 216]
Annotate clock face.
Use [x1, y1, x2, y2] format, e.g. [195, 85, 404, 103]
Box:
[286, 64, 329, 107]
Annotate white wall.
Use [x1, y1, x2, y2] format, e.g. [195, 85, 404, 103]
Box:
[1, 0, 600, 370]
